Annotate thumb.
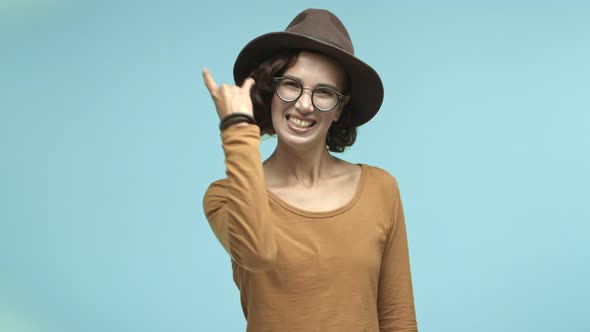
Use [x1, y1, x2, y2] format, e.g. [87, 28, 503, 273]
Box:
[241, 77, 256, 91]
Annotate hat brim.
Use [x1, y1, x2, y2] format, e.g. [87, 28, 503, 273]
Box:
[233, 31, 383, 127]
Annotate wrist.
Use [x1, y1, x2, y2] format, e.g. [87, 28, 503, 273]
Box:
[219, 113, 256, 131]
[227, 121, 250, 128]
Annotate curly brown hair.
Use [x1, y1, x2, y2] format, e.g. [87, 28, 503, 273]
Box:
[248, 49, 357, 153]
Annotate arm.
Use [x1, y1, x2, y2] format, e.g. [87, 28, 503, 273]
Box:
[203, 124, 277, 272]
[201, 69, 277, 272]
[378, 178, 418, 331]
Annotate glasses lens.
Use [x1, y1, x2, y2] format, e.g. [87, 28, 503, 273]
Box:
[276, 79, 301, 101]
[313, 88, 339, 111]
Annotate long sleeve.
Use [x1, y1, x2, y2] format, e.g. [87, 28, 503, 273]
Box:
[202, 124, 277, 272]
[377, 177, 418, 331]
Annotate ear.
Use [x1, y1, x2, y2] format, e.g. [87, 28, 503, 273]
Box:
[343, 95, 350, 107]
[333, 96, 350, 122]
[333, 107, 344, 122]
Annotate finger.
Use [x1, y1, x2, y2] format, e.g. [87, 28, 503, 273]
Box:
[241, 77, 256, 92]
[202, 68, 218, 93]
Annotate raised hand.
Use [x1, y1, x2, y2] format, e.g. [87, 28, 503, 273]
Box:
[202, 68, 256, 121]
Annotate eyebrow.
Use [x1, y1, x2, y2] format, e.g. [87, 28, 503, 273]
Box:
[282, 75, 340, 91]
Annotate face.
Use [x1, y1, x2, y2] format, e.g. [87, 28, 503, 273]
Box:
[270, 51, 349, 150]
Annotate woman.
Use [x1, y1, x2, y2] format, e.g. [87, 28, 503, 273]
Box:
[202, 8, 418, 332]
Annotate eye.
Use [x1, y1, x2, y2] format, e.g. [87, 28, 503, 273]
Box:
[283, 80, 300, 88]
[314, 88, 336, 98]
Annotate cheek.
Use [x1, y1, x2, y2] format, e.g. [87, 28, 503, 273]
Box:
[270, 96, 288, 118]
[270, 97, 279, 119]
[270, 97, 285, 128]
[270, 95, 279, 112]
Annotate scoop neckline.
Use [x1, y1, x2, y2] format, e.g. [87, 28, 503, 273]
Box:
[265, 163, 368, 219]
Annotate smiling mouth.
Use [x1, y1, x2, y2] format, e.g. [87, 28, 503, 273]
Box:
[286, 114, 316, 128]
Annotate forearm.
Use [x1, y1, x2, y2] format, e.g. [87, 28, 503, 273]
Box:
[219, 124, 277, 271]
[378, 179, 418, 331]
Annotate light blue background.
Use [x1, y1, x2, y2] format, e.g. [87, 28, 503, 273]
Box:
[1, 1, 588, 331]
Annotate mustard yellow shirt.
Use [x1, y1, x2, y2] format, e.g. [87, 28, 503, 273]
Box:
[203, 124, 418, 331]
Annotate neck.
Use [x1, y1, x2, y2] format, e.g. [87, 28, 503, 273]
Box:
[264, 139, 337, 188]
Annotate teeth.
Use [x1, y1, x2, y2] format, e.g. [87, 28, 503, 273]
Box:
[289, 117, 313, 128]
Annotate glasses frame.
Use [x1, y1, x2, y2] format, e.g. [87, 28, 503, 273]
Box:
[272, 76, 346, 112]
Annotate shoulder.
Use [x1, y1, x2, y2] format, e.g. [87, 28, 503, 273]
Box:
[204, 178, 228, 198]
[361, 164, 404, 225]
[362, 163, 400, 194]
[202, 178, 229, 214]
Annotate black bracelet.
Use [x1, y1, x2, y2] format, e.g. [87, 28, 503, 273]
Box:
[219, 113, 256, 131]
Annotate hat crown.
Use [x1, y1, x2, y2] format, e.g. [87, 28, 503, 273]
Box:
[285, 9, 354, 55]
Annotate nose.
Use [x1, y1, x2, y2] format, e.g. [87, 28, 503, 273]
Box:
[294, 88, 314, 113]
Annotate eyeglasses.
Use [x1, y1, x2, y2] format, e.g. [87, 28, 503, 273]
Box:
[272, 76, 346, 112]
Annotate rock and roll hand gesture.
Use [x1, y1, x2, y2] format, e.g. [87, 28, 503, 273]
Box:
[202, 68, 256, 123]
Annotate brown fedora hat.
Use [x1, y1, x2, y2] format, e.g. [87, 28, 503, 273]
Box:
[233, 8, 384, 127]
